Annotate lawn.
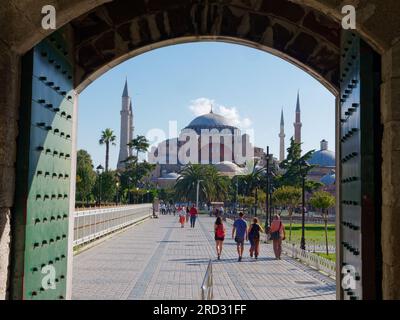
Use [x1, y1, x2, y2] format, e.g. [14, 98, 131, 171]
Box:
[315, 253, 336, 261]
[283, 223, 336, 247]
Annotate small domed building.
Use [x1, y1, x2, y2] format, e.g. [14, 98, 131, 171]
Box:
[307, 139, 336, 194]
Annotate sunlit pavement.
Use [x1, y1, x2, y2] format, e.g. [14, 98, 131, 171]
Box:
[72, 215, 336, 300]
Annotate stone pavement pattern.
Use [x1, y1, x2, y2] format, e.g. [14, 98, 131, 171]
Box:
[72, 215, 336, 300]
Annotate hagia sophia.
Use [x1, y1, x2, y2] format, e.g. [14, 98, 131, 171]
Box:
[117, 81, 336, 192]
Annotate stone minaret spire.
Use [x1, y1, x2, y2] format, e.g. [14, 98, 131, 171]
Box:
[279, 108, 285, 162]
[117, 79, 132, 170]
[294, 90, 302, 144]
[128, 100, 134, 157]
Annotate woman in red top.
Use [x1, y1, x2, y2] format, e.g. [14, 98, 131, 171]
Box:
[214, 217, 226, 260]
[189, 205, 198, 228]
[269, 214, 286, 260]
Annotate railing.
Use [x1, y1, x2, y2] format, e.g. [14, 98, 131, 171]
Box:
[224, 214, 336, 278]
[73, 204, 152, 247]
[200, 260, 213, 300]
[281, 242, 336, 278]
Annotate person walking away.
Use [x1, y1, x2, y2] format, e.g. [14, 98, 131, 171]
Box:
[269, 214, 285, 259]
[248, 217, 264, 259]
[189, 205, 198, 228]
[185, 206, 190, 223]
[214, 217, 226, 260]
[232, 212, 248, 262]
[178, 206, 185, 228]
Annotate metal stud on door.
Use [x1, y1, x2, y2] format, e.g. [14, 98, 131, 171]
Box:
[11, 30, 74, 300]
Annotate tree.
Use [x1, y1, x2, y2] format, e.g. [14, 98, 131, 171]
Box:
[175, 164, 208, 202]
[272, 186, 302, 242]
[99, 128, 116, 171]
[93, 170, 118, 203]
[128, 135, 150, 159]
[175, 164, 228, 203]
[309, 191, 335, 255]
[76, 150, 96, 204]
[120, 136, 153, 203]
[278, 137, 315, 187]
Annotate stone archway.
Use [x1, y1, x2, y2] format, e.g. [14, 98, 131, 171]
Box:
[0, 0, 400, 300]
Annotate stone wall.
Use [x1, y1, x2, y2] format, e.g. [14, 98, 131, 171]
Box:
[0, 0, 400, 300]
[381, 40, 400, 299]
[0, 40, 20, 300]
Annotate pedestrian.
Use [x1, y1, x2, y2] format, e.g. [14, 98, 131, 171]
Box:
[232, 212, 248, 262]
[186, 206, 190, 223]
[248, 217, 264, 259]
[178, 206, 185, 228]
[189, 204, 198, 228]
[214, 216, 226, 260]
[269, 214, 286, 260]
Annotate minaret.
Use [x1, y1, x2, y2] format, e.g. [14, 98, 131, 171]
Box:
[279, 108, 285, 162]
[294, 91, 302, 144]
[117, 79, 133, 170]
[128, 100, 134, 157]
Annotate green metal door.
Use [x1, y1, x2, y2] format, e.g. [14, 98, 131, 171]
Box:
[10, 30, 74, 300]
[339, 31, 382, 300]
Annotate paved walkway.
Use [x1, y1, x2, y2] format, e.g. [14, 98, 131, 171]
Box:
[72, 215, 336, 300]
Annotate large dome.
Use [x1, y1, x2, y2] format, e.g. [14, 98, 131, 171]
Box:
[309, 140, 335, 167]
[185, 112, 237, 132]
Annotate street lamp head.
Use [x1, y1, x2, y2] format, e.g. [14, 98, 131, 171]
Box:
[96, 164, 104, 172]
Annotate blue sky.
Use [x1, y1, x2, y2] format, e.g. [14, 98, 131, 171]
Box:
[78, 42, 335, 169]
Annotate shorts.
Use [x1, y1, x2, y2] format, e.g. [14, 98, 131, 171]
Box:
[235, 236, 244, 245]
[215, 236, 225, 241]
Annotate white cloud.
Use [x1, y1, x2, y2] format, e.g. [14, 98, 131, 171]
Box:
[188, 98, 252, 129]
[189, 97, 215, 116]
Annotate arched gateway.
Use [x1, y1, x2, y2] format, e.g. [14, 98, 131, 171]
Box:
[0, 0, 400, 300]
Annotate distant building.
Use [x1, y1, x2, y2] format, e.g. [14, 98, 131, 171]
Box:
[307, 139, 336, 195]
[148, 108, 264, 187]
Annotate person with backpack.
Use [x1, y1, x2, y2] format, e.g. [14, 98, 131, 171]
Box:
[269, 214, 286, 260]
[214, 217, 226, 260]
[248, 217, 264, 259]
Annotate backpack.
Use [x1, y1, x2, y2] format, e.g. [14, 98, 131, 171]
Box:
[249, 224, 260, 239]
[216, 224, 225, 238]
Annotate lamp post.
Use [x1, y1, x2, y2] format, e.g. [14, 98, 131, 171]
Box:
[265, 146, 270, 231]
[96, 165, 104, 207]
[128, 177, 133, 204]
[235, 176, 239, 214]
[299, 160, 310, 250]
[196, 180, 203, 210]
[116, 172, 121, 205]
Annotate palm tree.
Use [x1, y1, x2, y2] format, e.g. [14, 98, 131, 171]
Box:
[205, 166, 229, 202]
[174, 164, 228, 202]
[99, 129, 116, 172]
[128, 135, 150, 159]
[237, 162, 265, 216]
[175, 164, 208, 201]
